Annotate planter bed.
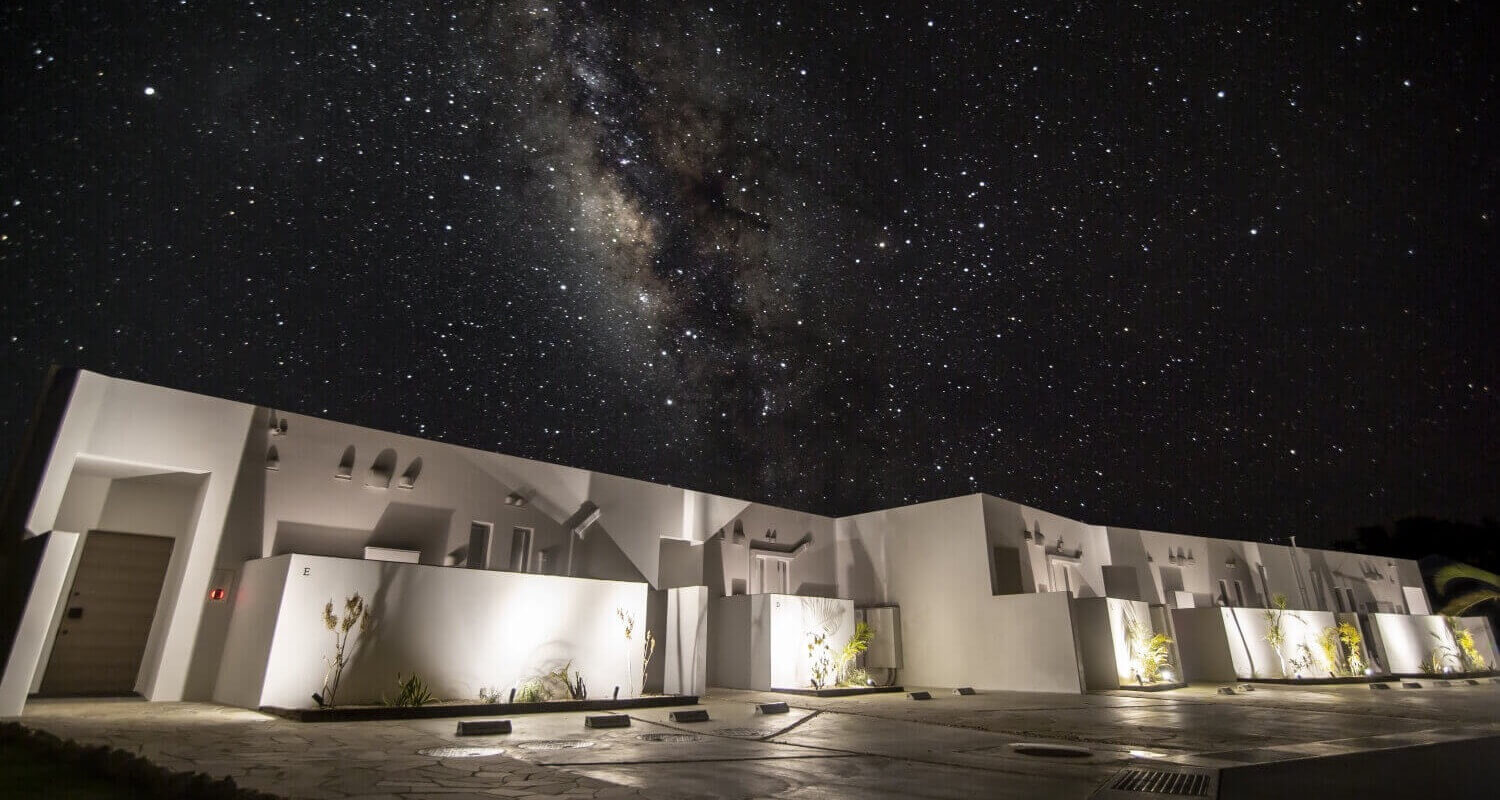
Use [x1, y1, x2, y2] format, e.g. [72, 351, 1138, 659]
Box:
[768, 686, 904, 698]
[1113, 682, 1187, 693]
[1239, 675, 1379, 686]
[261, 694, 697, 722]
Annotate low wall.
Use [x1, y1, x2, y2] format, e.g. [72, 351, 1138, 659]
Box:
[1077, 597, 1174, 689]
[214, 554, 647, 708]
[1174, 606, 1344, 681]
[1369, 612, 1499, 675]
[708, 594, 854, 690]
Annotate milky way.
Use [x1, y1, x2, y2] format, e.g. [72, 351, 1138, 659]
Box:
[0, 2, 1496, 542]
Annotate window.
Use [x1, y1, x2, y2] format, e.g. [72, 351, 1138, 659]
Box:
[752, 553, 790, 594]
[467, 522, 492, 569]
[265, 445, 279, 471]
[1216, 579, 1232, 606]
[335, 446, 356, 480]
[1233, 580, 1246, 607]
[509, 527, 533, 573]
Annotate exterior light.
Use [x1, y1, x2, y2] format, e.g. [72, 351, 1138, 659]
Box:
[208, 588, 227, 602]
[1364, 668, 1374, 676]
[1160, 669, 1175, 683]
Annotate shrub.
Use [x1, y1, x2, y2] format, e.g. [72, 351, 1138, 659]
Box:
[383, 672, 435, 707]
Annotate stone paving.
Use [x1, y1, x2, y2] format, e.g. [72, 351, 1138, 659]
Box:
[12, 681, 1500, 799]
[13, 699, 653, 799]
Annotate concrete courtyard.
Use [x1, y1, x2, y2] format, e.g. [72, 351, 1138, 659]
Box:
[10, 681, 1500, 799]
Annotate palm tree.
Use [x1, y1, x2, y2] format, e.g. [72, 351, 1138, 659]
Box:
[1434, 563, 1500, 616]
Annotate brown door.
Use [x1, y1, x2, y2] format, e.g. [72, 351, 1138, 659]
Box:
[40, 531, 174, 696]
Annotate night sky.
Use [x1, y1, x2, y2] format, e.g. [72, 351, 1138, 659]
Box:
[2, 2, 1496, 544]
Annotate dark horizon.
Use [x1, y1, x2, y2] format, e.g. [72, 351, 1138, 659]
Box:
[2, 3, 1496, 545]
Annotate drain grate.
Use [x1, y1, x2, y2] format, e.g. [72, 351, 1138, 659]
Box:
[417, 746, 504, 758]
[514, 739, 596, 751]
[713, 728, 767, 738]
[1109, 768, 1211, 796]
[1010, 742, 1092, 758]
[637, 733, 699, 743]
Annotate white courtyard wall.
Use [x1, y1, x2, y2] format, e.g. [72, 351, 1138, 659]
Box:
[220, 554, 647, 708]
[846, 495, 1085, 692]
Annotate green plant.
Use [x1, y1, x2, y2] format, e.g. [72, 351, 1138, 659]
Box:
[1263, 593, 1303, 678]
[478, 686, 504, 704]
[515, 678, 552, 703]
[1338, 622, 1366, 675]
[383, 672, 434, 707]
[1287, 642, 1318, 677]
[1316, 627, 1344, 677]
[834, 622, 875, 686]
[1434, 563, 1500, 617]
[1422, 645, 1460, 675]
[545, 660, 588, 700]
[1126, 619, 1175, 684]
[317, 593, 371, 708]
[806, 630, 832, 689]
[1446, 617, 1488, 672]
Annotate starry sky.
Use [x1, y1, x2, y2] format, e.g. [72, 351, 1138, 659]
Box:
[1, 2, 1496, 545]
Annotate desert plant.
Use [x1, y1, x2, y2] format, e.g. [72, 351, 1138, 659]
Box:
[1287, 642, 1318, 677]
[1422, 644, 1461, 675]
[545, 660, 588, 700]
[1263, 593, 1299, 678]
[617, 607, 645, 696]
[806, 630, 833, 689]
[1338, 622, 1366, 674]
[641, 629, 657, 695]
[1446, 617, 1488, 672]
[478, 686, 505, 704]
[515, 678, 552, 704]
[1126, 619, 1175, 684]
[1316, 627, 1344, 677]
[383, 672, 434, 707]
[802, 598, 846, 689]
[317, 593, 371, 708]
[834, 622, 875, 686]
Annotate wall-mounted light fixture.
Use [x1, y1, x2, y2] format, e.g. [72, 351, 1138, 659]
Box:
[504, 492, 528, 507]
[1225, 555, 1238, 569]
[1186, 549, 1196, 564]
[208, 587, 227, 602]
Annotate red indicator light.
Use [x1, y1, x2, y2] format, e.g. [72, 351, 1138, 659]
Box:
[209, 588, 227, 601]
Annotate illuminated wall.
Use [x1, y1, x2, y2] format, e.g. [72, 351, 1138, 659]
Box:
[707, 594, 855, 690]
[215, 554, 647, 708]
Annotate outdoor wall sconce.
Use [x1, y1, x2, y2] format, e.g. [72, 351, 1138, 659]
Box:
[1225, 556, 1237, 568]
[1186, 549, 1196, 564]
[504, 492, 528, 507]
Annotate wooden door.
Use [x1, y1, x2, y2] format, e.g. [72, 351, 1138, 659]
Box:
[40, 531, 174, 696]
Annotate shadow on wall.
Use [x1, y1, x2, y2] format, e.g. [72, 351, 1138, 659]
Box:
[369, 502, 454, 564]
[183, 406, 271, 700]
[840, 530, 884, 604]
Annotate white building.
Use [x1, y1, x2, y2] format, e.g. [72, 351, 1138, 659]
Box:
[1, 370, 1494, 716]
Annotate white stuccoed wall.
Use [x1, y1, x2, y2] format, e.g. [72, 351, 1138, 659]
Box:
[0, 533, 80, 716]
[218, 554, 647, 708]
[19, 372, 255, 703]
[844, 495, 1086, 693]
